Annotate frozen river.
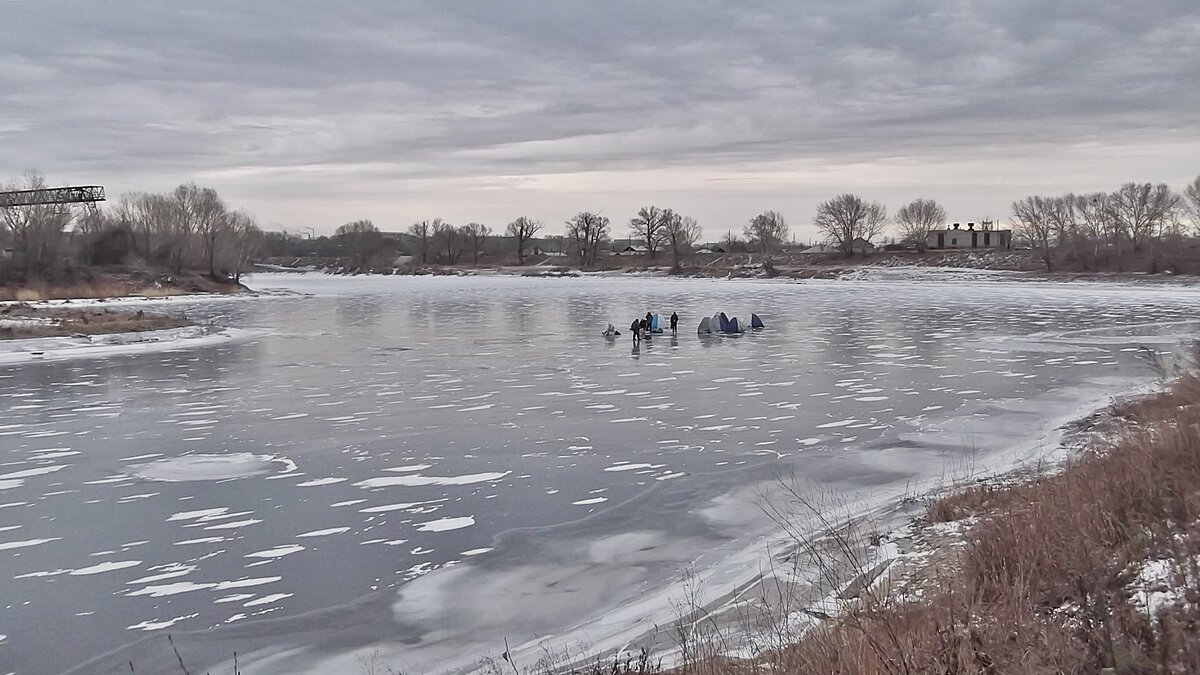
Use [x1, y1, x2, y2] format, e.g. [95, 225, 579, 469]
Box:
[2, 273, 1199, 674]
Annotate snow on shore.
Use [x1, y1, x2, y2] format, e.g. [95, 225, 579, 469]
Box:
[0, 326, 253, 366]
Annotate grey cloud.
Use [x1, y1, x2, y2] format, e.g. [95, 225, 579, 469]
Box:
[1, 0, 1198, 233]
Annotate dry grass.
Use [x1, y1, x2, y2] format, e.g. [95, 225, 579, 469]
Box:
[0, 304, 192, 339]
[1, 281, 190, 302]
[755, 370, 1200, 675]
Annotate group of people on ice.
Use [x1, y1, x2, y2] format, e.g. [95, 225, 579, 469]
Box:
[603, 310, 763, 342]
[627, 311, 678, 343]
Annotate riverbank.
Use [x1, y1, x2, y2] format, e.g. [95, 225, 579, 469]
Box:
[0, 270, 251, 302]
[0, 304, 192, 339]
[679, 357, 1200, 673]
[260, 250, 1200, 285]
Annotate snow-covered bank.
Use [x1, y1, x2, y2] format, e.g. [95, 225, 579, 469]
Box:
[0, 291, 271, 309]
[0, 326, 254, 366]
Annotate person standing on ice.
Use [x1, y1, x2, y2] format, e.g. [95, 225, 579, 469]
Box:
[641, 317, 651, 340]
[630, 318, 642, 344]
[670, 312, 679, 335]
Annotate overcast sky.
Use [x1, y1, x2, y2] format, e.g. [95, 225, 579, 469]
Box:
[3, 1, 1199, 240]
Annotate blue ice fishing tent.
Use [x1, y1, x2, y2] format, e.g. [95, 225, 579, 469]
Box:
[651, 313, 663, 333]
[751, 313, 765, 329]
[718, 312, 732, 332]
[728, 317, 743, 333]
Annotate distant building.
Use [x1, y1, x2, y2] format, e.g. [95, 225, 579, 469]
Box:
[801, 239, 876, 255]
[927, 222, 1012, 250]
[532, 237, 567, 256]
[850, 237, 876, 255]
[802, 243, 839, 254]
[608, 238, 647, 253]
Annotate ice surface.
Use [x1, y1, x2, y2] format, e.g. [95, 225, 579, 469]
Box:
[5, 273, 1200, 675]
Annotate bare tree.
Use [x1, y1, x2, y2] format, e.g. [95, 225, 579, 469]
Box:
[1064, 193, 1110, 271]
[744, 210, 790, 258]
[813, 195, 886, 258]
[894, 198, 946, 252]
[170, 183, 230, 277]
[407, 220, 432, 264]
[566, 212, 610, 268]
[1184, 175, 1200, 232]
[1069, 193, 1111, 242]
[506, 216, 543, 265]
[1011, 196, 1054, 271]
[433, 220, 465, 264]
[159, 183, 206, 273]
[116, 192, 173, 259]
[1106, 182, 1179, 251]
[336, 219, 383, 268]
[720, 230, 743, 254]
[1, 171, 73, 279]
[1044, 196, 1077, 250]
[629, 206, 667, 260]
[222, 210, 262, 282]
[462, 222, 491, 265]
[663, 210, 701, 272]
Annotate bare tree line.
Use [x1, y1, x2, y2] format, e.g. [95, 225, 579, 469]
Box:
[1, 172, 264, 282]
[1011, 180, 1197, 272]
[14, 170, 1199, 280]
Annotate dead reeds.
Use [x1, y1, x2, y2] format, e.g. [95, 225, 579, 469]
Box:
[760, 363, 1200, 674]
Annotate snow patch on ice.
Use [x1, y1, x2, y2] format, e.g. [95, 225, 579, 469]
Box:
[416, 516, 475, 532]
[69, 560, 142, 576]
[297, 527, 350, 538]
[131, 454, 288, 482]
[0, 537, 59, 551]
[245, 544, 305, 559]
[355, 471, 510, 488]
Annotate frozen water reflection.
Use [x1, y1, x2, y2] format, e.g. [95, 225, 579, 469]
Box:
[1, 273, 1199, 674]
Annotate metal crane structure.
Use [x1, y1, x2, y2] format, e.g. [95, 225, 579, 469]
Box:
[0, 185, 106, 209]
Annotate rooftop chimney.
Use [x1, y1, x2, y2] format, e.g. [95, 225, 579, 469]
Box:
[967, 222, 975, 230]
[952, 222, 960, 230]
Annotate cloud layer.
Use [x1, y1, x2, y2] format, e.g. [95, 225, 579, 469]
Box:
[3, 1, 1199, 237]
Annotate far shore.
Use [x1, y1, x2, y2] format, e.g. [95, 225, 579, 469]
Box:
[0, 270, 251, 303]
[256, 254, 1200, 285]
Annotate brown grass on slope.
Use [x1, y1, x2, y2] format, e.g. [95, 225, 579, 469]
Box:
[0, 305, 191, 339]
[758, 371, 1200, 675]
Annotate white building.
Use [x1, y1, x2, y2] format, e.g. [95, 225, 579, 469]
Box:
[927, 222, 1012, 250]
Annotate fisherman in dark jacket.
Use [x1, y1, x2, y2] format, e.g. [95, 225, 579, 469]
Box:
[670, 312, 679, 335]
[630, 318, 641, 344]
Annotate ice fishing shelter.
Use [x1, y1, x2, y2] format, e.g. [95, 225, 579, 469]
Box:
[717, 312, 744, 333]
[697, 317, 712, 334]
[751, 314, 765, 329]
